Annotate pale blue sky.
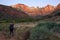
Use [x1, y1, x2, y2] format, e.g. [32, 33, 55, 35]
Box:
[0, 0, 60, 7]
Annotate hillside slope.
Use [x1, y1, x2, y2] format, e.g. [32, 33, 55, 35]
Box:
[0, 4, 28, 21]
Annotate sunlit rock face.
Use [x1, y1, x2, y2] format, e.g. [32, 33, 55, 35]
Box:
[11, 3, 60, 16]
[40, 5, 55, 15]
[11, 4, 29, 12]
[11, 4, 39, 16]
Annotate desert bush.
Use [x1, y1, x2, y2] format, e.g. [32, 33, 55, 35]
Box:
[0, 23, 9, 31]
[0, 23, 10, 39]
[29, 22, 60, 40]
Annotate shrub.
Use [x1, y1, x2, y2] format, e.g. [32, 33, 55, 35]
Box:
[29, 22, 60, 40]
[0, 23, 9, 31]
[0, 23, 10, 39]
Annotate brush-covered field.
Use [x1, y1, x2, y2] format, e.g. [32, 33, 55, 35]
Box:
[0, 21, 60, 40]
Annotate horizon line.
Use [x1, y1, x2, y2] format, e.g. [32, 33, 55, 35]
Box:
[0, 3, 60, 7]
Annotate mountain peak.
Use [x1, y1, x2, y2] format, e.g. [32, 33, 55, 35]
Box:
[57, 3, 60, 6]
[56, 3, 60, 7]
[56, 3, 60, 10]
[46, 4, 54, 7]
[14, 3, 25, 6]
[11, 3, 28, 7]
[11, 3, 29, 9]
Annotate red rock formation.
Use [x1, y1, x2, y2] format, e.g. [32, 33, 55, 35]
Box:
[56, 4, 60, 10]
[12, 4, 39, 16]
[0, 4, 28, 18]
[11, 4, 55, 16]
[40, 5, 55, 15]
[11, 4, 29, 12]
[0, 3, 60, 19]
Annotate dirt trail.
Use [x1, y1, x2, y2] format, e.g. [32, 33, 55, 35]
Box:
[0, 32, 17, 40]
[0, 22, 37, 40]
[0, 32, 6, 40]
[9, 36, 17, 40]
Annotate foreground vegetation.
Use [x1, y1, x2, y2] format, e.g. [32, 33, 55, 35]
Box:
[0, 22, 60, 40]
[0, 18, 38, 23]
[29, 22, 60, 40]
